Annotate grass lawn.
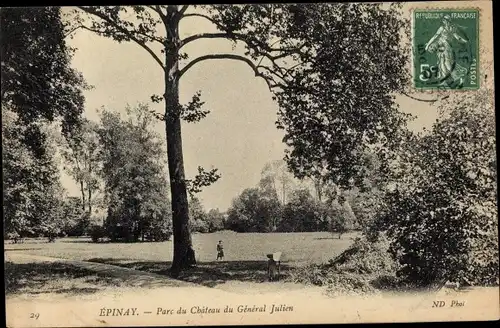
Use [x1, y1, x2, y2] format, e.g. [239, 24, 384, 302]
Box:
[5, 231, 358, 265]
[5, 231, 359, 294]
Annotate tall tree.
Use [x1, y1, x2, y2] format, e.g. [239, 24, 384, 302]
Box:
[206, 208, 225, 233]
[259, 160, 296, 205]
[2, 109, 65, 240]
[377, 62, 497, 286]
[226, 188, 281, 233]
[70, 4, 409, 275]
[98, 104, 171, 242]
[60, 119, 102, 217]
[69, 4, 306, 275]
[1, 7, 87, 239]
[279, 188, 319, 232]
[1, 7, 87, 156]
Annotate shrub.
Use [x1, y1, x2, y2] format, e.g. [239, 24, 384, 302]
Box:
[378, 106, 498, 287]
[190, 219, 209, 233]
[323, 273, 378, 297]
[144, 227, 172, 242]
[286, 234, 401, 296]
[7, 231, 20, 243]
[287, 264, 378, 296]
[329, 234, 398, 275]
[90, 224, 106, 243]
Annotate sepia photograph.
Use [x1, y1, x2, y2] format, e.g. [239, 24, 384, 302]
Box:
[2, 1, 498, 327]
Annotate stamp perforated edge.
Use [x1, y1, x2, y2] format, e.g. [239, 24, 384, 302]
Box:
[408, 5, 483, 95]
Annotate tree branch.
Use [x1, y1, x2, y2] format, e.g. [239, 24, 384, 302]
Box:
[64, 25, 84, 38]
[180, 13, 219, 26]
[401, 91, 449, 103]
[178, 5, 189, 18]
[77, 7, 165, 70]
[180, 29, 307, 59]
[65, 23, 164, 44]
[151, 5, 167, 24]
[179, 54, 282, 91]
[180, 32, 229, 48]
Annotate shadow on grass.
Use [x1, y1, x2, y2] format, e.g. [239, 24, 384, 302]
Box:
[313, 237, 342, 240]
[57, 239, 172, 244]
[5, 261, 103, 296]
[4, 248, 44, 252]
[58, 239, 95, 244]
[88, 258, 293, 288]
[4, 260, 182, 296]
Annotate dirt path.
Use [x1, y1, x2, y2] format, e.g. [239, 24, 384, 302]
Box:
[5, 252, 499, 326]
[5, 251, 324, 298]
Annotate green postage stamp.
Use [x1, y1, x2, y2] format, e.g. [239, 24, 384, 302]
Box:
[413, 9, 479, 90]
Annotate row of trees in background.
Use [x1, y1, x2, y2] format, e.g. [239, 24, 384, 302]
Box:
[224, 159, 380, 235]
[61, 105, 176, 243]
[3, 99, 176, 242]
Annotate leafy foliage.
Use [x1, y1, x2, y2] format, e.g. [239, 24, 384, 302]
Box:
[226, 188, 281, 233]
[60, 197, 89, 237]
[1, 7, 87, 157]
[329, 234, 398, 275]
[279, 189, 323, 232]
[59, 119, 102, 217]
[206, 209, 225, 233]
[377, 98, 497, 286]
[2, 110, 65, 240]
[272, 3, 411, 190]
[1, 7, 89, 241]
[185, 167, 221, 196]
[325, 199, 357, 237]
[188, 197, 209, 233]
[180, 91, 210, 123]
[97, 104, 172, 242]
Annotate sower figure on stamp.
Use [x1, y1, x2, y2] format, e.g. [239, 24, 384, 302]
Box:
[216, 240, 224, 261]
[424, 15, 469, 85]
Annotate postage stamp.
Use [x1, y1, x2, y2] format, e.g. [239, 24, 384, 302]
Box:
[413, 9, 480, 90]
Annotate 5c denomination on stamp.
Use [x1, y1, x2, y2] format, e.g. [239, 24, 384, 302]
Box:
[413, 9, 479, 90]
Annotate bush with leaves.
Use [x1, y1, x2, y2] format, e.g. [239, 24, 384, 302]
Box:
[60, 197, 90, 237]
[278, 189, 323, 232]
[143, 214, 172, 242]
[90, 224, 107, 243]
[287, 264, 378, 296]
[226, 188, 282, 233]
[377, 103, 498, 287]
[206, 209, 225, 232]
[329, 234, 398, 275]
[188, 197, 209, 233]
[287, 233, 400, 295]
[325, 198, 357, 238]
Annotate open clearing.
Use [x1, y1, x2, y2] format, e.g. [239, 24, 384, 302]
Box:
[5, 231, 359, 296]
[5, 231, 358, 264]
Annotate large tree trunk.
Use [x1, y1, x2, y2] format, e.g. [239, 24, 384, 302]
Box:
[80, 180, 86, 212]
[88, 187, 92, 216]
[165, 11, 196, 278]
[88, 161, 92, 216]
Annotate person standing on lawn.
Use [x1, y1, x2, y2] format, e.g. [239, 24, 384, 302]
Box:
[216, 240, 224, 261]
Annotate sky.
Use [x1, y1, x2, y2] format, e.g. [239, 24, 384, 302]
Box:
[61, 5, 444, 211]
